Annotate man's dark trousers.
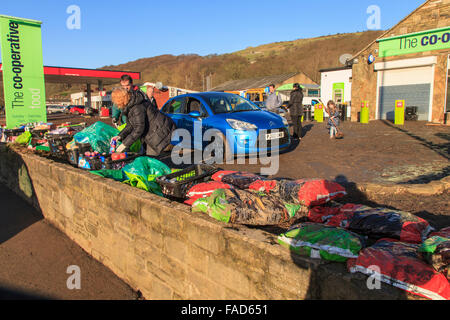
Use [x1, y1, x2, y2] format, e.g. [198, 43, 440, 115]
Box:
[292, 115, 303, 138]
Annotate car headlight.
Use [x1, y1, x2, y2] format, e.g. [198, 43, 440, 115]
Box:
[226, 119, 257, 131]
[282, 117, 289, 127]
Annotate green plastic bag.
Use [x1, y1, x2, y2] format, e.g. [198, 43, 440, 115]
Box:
[118, 123, 141, 153]
[122, 157, 171, 195]
[419, 236, 449, 254]
[74, 122, 119, 154]
[192, 189, 233, 223]
[278, 223, 365, 262]
[90, 169, 126, 182]
[15, 131, 32, 145]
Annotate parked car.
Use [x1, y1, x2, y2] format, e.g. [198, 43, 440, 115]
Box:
[46, 105, 66, 114]
[67, 105, 96, 116]
[161, 92, 291, 156]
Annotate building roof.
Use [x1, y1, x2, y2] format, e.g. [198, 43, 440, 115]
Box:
[211, 72, 299, 91]
[319, 66, 352, 73]
[276, 83, 320, 92]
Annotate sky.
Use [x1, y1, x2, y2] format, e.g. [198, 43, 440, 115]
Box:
[0, 0, 425, 69]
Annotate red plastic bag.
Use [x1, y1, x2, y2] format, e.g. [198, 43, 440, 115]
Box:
[348, 239, 450, 300]
[211, 170, 238, 182]
[184, 181, 233, 206]
[274, 179, 347, 207]
[308, 206, 341, 223]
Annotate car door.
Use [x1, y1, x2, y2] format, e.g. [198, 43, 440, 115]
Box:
[181, 97, 210, 150]
[161, 96, 187, 147]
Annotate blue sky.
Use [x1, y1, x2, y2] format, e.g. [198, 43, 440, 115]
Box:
[1, 0, 424, 69]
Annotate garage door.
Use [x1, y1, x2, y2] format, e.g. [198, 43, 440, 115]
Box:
[378, 66, 432, 121]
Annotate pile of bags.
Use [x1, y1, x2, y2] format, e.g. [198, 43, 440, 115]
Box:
[187, 170, 347, 226]
[184, 170, 449, 300]
[292, 202, 449, 300]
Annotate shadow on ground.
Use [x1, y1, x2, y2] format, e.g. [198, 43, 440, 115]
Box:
[0, 185, 43, 244]
[381, 120, 450, 160]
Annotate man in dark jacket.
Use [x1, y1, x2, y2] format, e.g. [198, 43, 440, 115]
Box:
[112, 74, 148, 127]
[287, 83, 304, 140]
[111, 88, 176, 156]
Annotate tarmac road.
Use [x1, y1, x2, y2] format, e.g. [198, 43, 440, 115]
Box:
[0, 184, 139, 300]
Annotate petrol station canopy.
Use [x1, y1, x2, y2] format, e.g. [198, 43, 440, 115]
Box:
[0, 64, 140, 85]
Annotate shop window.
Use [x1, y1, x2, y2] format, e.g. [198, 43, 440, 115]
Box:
[307, 89, 320, 97]
[333, 89, 344, 103]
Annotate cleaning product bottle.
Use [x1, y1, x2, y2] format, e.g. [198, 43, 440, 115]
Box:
[110, 138, 117, 154]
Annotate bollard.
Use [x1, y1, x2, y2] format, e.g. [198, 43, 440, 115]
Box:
[360, 101, 369, 124]
[314, 104, 324, 123]
[395, 100, 405, 125]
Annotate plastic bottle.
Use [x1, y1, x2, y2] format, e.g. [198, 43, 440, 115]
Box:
[110, 138, 117, 154]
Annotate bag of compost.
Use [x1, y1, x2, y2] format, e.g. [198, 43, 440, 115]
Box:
[192, 188, 306, 226]
[348, 239, 450, 300]
[430, 226, 450, 239]
[419, 229, 450, 280]
[272, 179, 347, 207]
[184, 181, 234, 206]
[278, 222, 365, 262]
[312, 204, 433, 244]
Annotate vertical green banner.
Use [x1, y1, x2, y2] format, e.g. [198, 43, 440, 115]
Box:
[0, 15, 46, 128]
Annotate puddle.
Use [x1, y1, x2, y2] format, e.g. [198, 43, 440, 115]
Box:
[373, 162, 450, 184]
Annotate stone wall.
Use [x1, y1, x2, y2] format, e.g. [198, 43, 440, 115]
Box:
[351, 0, 450, 123]
[0, 145, 418, 300]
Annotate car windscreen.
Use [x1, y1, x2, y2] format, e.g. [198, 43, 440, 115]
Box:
[204, 95, 259, 114]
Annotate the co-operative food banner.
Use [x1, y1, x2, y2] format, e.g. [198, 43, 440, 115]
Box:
[0, 15, 46, 128]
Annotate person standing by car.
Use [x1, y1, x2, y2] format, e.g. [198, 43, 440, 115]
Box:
[110, 87, 176, 157]
[287, 83, 304, 140]
[146, 85, 158, 109]
[265, 84, 282, 111]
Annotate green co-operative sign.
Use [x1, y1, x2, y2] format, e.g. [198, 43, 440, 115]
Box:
[378, 26, 450, 58]
[0, 15, 46, 128]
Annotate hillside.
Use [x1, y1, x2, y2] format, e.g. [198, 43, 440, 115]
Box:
[17, 30, 384, 102]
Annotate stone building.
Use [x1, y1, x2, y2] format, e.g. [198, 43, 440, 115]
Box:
[350, 0, 450, 123]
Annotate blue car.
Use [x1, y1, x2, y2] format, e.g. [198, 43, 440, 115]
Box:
[161, 92, 291, 156]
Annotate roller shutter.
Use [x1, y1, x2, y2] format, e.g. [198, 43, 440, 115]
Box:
[377, 66, 432, 121]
